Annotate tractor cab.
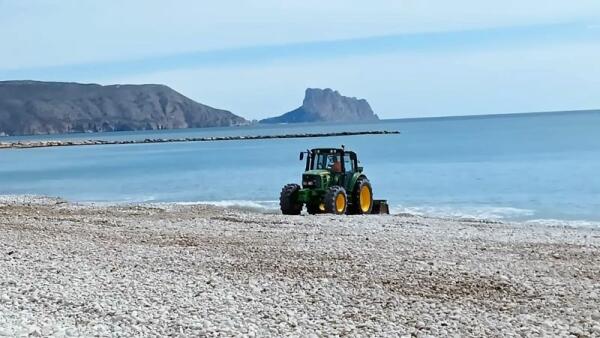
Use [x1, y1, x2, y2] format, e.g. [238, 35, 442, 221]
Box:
[300, 148, 360, 188]
[302, 148, 362, 173]
[280, 147, 388, 215]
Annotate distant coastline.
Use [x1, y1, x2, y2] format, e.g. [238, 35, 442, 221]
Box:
[1, 79, 597, 137]
[0, 107, 597, 139]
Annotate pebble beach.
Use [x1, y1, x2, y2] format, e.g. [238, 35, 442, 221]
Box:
[1, 196, 599, 337]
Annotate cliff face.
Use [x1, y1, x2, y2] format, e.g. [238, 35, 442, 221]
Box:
[260, 88, 379, 124]
[0, 81, 247, 136]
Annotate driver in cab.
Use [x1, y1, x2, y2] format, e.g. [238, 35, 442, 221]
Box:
[327, 155, 342, 173]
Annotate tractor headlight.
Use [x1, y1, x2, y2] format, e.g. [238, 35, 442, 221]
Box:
[302, 175, 320, 188]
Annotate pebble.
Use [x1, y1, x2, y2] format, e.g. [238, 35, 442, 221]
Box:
[569, 326, 584, 336]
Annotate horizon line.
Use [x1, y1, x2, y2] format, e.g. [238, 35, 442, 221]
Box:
[379, 108, 600, 122]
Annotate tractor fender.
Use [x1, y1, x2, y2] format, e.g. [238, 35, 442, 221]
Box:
[349, 173, 367, 192]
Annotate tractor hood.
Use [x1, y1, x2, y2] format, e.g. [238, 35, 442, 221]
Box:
[303, 169, 330, 176]
[302, 169, 331, 189]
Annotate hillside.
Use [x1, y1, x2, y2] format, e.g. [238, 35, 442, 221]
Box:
[0, 81, 247, 136]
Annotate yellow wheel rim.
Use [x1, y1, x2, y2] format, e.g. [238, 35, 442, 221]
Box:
[360, 185, 371, 212]
[335, 193, 346, 213]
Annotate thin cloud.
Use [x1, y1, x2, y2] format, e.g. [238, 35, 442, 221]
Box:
[2, 0, 600, 69]
[1, 22, 593, 82]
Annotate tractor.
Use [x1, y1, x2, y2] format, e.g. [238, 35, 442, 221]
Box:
[280, 147, 389, 215]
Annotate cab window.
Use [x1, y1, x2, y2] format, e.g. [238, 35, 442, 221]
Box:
[313, 153, 338, 170]
[344, 154, 354, 173]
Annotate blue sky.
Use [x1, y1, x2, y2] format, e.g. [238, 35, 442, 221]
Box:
[1, 1, 600, 119]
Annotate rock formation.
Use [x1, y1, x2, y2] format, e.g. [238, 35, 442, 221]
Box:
[0, 80, 247, 136]
[260, 88, 379, 124]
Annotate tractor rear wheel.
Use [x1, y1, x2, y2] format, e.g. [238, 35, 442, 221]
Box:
[280, 183, 303, 215]
[324, 186, 347, 215]
[349, 177, 373, 214]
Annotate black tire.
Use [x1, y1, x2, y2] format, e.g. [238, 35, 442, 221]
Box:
[306, 202, 322, 215]
[280, 183, 303, 215]
[348, 177, 373, 214]
[324, 186, 347, 215]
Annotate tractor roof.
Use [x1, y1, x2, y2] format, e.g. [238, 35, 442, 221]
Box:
[310, 148, 354, 154]
[311, 148, 354, 153]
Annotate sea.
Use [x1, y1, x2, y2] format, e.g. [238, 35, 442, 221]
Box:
[1, 110, 599, 224]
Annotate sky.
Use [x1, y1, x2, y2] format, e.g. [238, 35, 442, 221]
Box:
[1, 0, 600, 120]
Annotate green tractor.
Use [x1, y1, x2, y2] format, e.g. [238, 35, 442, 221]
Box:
[280, 147, 389, 215]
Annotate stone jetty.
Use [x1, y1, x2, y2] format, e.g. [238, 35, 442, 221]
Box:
[0, 130, 399, 150]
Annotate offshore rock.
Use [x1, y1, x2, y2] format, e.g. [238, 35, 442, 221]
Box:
[260, 88, 379, 124]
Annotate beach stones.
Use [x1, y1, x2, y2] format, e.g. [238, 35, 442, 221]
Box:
[0, 196, 598, 336]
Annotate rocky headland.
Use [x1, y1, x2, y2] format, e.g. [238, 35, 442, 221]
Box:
[260, 88, 380, 124]
[0, 81, 247, 136]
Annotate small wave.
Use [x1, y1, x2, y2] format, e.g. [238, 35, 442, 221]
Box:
[184, 201, 539, 221]
[391, 205, 535, 221]
[71, 197, 600, 227]
[0, 194, 66, 205]
[524, 218, 600, 228]
[177, 200, 280, 212]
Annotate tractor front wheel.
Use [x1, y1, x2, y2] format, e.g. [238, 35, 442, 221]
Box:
[280, 183, 303, 215]
[324, 186, 347, 215]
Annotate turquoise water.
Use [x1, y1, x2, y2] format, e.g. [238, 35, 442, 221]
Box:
[1, 111, 599, 223]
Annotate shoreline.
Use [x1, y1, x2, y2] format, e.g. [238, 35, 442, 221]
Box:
[0, 130, 399, 150]
[1, 195, 599, 336]
[2, 195, 598, 228]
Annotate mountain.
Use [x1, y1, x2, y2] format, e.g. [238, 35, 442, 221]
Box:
[260, 88, 379, 124]
[0, 80, 247, 136]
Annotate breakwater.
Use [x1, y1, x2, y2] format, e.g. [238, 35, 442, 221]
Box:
[0, 130, 400, 150]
